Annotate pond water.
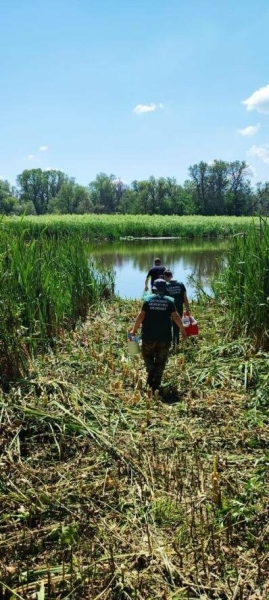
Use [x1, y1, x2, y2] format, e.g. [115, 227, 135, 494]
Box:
[89, 238, 228, 300]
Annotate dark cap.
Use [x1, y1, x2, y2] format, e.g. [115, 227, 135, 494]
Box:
[152, 278, 168, 293]
[163, 269, 173, 277]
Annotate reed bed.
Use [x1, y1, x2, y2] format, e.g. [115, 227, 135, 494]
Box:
[0, 298, 268, 599]
[213, 217, 269, 350]
[0, 230, 114, 383]
[2, 215, 259, 241]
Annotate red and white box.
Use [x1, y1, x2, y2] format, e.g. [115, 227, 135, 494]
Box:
[182, 312, 199, 336]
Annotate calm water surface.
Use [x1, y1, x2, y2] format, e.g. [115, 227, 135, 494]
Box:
[89, 239, 228, 300]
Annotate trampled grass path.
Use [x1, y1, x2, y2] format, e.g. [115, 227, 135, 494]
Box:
[0, 298, 268, 599]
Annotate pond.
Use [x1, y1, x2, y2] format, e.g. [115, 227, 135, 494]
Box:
[89, 238, 228, 300]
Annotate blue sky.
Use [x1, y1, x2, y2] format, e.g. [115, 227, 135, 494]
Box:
[1, 0, 269, 186]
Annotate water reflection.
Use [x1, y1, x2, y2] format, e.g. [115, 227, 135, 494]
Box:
[88, 239, 228, 300]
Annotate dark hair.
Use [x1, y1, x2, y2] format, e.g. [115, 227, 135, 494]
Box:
[164, 269, 173, 277]
[152, 278, 168, 293]
[154, 257, 161, 265]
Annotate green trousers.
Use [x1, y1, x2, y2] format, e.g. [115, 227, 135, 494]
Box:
[142, 341, 170, 389]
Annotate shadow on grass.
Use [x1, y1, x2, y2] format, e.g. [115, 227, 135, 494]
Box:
[159, 386, 186, 405]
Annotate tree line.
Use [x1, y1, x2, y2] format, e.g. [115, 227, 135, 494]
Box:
[1, 160, 269, 216]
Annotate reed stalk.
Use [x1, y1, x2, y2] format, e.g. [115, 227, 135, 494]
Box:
[2, 214, 259, 240]
[213, 217, 269, 350]
[0, 230, 114, 382]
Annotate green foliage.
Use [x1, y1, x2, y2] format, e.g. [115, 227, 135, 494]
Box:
[188, 160, 253, 216]
[89, 172, 119, 213]
[1, 162, 267, 217]
[0, 228, 114, 382]
[151, 497, 183, 525]
[255, 181, 269, 215]
[214, 216, 269, 350]
[0, 179, 19, 215]
[1, 213, 259, 241]
[119, 176, 190, 215]
[0, 299, 30, 380]
[17, 169, 69, 214]
[48, 180, 93, 214]
[1, 299, 269, 598]
[60, 523, 79, 547]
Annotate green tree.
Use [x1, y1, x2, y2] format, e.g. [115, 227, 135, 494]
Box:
[17, 169, 68, 215]
[117, 187, 138, 213]
[207, 160, 229, 215]
[89, 173, 118, 213]
[48, 181, 93, 214]
[126, 177, 168, 214]
[188, 161, 210, 214]
[182, 180, 196, 214]
[226, 161, 253, 216]
[117, 177, 191, 215]
[134, 177, 158, 214]
[157, 177, 188, 215]
[188, 160, 252, 216]
[254, 182, 269, 216]
[114, 178, 128, 206]
[0, 179, 18, 215]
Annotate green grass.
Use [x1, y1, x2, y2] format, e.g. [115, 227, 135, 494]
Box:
[0, 215, 269, 597]
[1, 214, 260, 240]
[213, 217, 269, 350]
[0, 230, 114, 382]
[0, 298, 268, 599]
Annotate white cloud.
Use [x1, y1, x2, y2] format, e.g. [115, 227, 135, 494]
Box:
[242, 84, 269, 114]
[247, 143, 269, 164]
[0, 174, 4, 180]
[237, 124, 260, 136]
[39, 145, 49, 151]
[27, 154, 35, 160]
[44, 166, 62, 172]
[133, 102, 164, 115]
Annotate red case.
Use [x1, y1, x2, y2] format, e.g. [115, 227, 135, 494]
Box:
[183, 313, 199, 336]
[185, 321, 199, 336]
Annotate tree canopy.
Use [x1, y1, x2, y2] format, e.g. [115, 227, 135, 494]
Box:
[0, 160, 268, 216]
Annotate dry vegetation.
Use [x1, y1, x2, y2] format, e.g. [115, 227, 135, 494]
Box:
[0, 298, 269, 600]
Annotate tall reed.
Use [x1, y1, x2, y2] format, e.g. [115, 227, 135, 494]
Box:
[213, 217, 269, 349]
[0, 230, 114, 383]
[2, 214, 258, 240]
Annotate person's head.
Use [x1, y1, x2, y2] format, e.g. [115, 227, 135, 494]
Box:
[152, 278, 168, 294]
[154, 257, 161, 266]
[163, 269, 173, 281]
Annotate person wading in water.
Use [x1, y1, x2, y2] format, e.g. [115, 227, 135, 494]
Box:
[144, 258, 166, 293]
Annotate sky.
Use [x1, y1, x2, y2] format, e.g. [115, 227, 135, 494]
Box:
[1, 0, 269, 187]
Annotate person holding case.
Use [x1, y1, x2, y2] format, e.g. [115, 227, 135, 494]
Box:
[163, 269, 191, 350]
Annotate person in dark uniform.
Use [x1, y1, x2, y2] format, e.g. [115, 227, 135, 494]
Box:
[130, 279, 187, 391]
[163, 269, 190, 349]
[144, 258, 166, 293]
